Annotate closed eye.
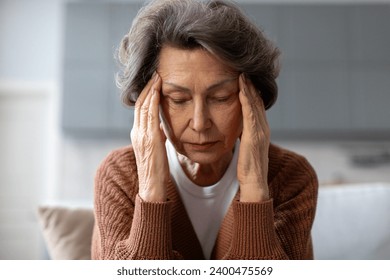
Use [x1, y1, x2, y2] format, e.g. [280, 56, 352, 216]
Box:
[171, 99, 189, 104]
[161, 91, 191, 105]
[215, 97, 230, 102]
[209, 95, 232, 103]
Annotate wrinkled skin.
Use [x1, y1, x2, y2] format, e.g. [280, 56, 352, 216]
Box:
[130, 73, 169, 202]
[131, 46, 270, 203]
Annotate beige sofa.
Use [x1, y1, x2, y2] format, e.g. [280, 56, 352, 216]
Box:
[37, 183, 390, 260]
[312, 182, 390, 259]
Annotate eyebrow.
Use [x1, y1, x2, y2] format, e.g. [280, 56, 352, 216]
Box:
[163, 77, 238, 94]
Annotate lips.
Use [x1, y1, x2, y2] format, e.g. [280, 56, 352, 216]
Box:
[185, 141, 218, 151]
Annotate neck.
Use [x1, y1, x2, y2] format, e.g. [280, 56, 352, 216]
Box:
[177, 152, 233, 186]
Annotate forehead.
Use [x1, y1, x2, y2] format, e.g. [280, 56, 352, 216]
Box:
[157, 46, 237, 80]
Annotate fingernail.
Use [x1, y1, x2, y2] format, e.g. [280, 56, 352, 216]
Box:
[154, 72, 159, 82]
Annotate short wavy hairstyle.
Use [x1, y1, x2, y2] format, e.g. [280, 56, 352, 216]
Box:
[116, 0, 280, 110]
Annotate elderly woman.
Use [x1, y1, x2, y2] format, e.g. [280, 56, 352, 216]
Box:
[92, 0, 318, 260]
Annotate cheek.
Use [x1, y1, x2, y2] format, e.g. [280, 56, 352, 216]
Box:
[213, 102, 243, 138]
[161, 101, 188, 138]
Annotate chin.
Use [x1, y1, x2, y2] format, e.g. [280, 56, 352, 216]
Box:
[183, 149, 228, 165]
[172, 140, 235, 165]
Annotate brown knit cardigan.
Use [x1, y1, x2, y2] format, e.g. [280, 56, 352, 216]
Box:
[91, 143, 318, 260]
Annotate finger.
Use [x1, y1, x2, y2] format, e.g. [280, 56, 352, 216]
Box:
[137, 72, 157, 107]
[238, 74, 254, 127]
[149, 74, 162, 134]
[242, 74, 263, 110]
[239, 74, 270, 136]
[140, 81, 155, 132]
[159, 122, 167, 142]
[252, 90, 270, 140]
[246, 79, 269, 132]
[246, 80, 270, 136]
[140, 73, 162, 133]
[134, 72, 157, 127]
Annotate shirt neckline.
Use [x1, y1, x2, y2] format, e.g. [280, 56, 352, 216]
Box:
[166, 139, 240, 198]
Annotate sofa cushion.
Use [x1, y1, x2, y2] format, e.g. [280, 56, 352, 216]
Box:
[37, 206, 94, 260]
[312, 183, 390, 259]
[36, 183, 390, 260]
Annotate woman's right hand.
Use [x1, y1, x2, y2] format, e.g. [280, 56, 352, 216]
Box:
[131, 73, 169, 202]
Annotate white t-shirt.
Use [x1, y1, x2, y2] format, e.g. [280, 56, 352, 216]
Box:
[166, 140, 239, 259]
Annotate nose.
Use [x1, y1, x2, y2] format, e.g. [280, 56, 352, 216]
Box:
[190, 100, 212, 132]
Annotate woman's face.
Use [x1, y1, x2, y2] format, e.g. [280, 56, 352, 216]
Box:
[158, 46, 243, 165]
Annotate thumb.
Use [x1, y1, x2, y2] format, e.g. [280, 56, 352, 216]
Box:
[159, 123, 167, 142]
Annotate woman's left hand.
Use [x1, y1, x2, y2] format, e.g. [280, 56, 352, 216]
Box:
[237, 74, 270, 202]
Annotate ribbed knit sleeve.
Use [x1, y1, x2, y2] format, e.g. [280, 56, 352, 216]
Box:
[219, 144, 318, 260]
[92, 144, 318, 260]
[270, 147, 318, 260]
[115, 195, 175, 259]
[91, 146, 180, 260]
[226, 199, 287, 259]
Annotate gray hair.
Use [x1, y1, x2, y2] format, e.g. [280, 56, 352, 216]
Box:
[116, 0, 280, 109]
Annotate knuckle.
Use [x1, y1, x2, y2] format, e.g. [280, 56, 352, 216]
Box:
[134, 99, 142, 110]
[140, 103, 149, 113]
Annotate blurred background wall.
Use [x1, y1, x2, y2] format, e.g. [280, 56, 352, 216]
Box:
[1, 0, 390, 259]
